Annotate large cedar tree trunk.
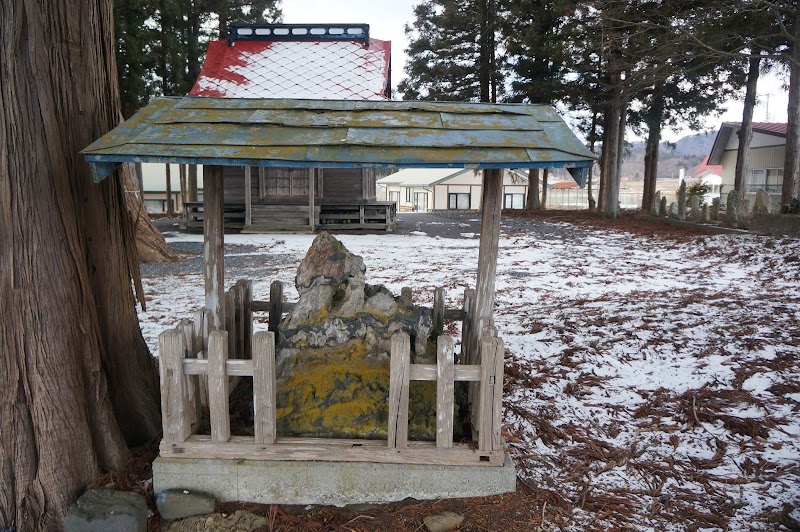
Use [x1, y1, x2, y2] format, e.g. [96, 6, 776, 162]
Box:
[526, 168, 541, 209]
[602, 76, 625, 218]
[0, 1, 162, 528]
[782, 15, 800, 206]
[641, 96, 663, 212]
[735, 53, 761, 196]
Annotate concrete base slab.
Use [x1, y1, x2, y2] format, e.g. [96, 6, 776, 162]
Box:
[153, 452, 516, 506]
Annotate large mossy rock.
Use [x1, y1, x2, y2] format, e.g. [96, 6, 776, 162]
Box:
[276, 233, 437, 440]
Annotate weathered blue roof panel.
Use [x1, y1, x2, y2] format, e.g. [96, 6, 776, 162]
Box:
[82, 97, 596, 181]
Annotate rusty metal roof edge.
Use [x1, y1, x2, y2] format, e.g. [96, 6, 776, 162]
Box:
[86, 153, 592, 180]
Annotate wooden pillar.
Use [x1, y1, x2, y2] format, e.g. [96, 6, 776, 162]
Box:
[244, 166, 252, 227]
[473, 168, 503, 340]
[204, 165, 226, 331]
[308, 168, 315, 231]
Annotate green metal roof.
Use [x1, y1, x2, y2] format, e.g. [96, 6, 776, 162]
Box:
[82, 97, 596, 183]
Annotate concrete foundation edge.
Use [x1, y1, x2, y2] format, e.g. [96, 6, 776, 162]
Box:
[153, 452, 517, 506]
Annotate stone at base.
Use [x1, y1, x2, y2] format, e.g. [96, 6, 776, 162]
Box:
[424, 511, 465, 532]
[64, 489, 147, 532]
[156, 489, 216, 520]
[165, 510, 266, 531]
[153, 452, 517, 507]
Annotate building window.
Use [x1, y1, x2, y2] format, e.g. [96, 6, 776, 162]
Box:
[504, 193, 524, 209]
[405, 187, 412, 202]
[747, 168, 782, 193]
[389, 191, 400, 203]
[448, 193, 470, 210]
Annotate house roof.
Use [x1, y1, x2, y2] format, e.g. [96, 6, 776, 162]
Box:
[189, 38, 391, 100]
[82, 97, 596, 182]
[377, 168, 473, 187]
[708, 122, 788, 164]
[691, 155, 722, 178]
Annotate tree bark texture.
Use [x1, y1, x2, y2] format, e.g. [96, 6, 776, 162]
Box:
[602, 78, 625, 219]
[526, 168, 540, 209]
[735, 53, 761, 196]
[541, 168, 549, 209]
[641, 98, 663, 212]
[188, 164, 198, 202]
[587, 112, 598, 211]
[165, 163, 173, 215]
[782, 17, 800, 205]
[598, 111, 610, 213]
[0, 1, 161, 528]
[122, 166, 178, 264]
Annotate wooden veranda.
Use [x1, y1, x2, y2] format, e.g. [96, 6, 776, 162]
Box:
[83, 97, 594, 473]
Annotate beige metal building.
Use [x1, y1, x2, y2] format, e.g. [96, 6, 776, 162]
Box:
[377, 168, 529, 212]
[708, 122, 786, 209]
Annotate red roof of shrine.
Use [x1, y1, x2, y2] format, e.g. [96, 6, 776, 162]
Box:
[189, 38, 391, 100]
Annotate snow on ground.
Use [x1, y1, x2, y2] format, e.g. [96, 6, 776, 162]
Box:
[139, 215, 800, 530]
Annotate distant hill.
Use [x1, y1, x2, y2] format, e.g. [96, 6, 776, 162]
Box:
[668, 132, 717, 157]
[623, 131, 718, 180]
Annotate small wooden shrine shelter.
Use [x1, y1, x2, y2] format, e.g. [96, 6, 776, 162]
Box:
[83, 97, 595, 503]
[185, 23, 396, 232]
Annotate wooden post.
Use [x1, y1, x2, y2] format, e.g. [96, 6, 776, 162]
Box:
[208, 330, 231, 443]
[204, 165, 226, 331]
[436, 335, 455, 448]
[468, 168, 502, 442]
[177, 319, 201, 426]
[159, 329, 192, 444]
[269, 280, 283, 334]
[473, 168, 503, 340]
[432, 287, 445, 337]
[244, 166, 252, 227]
[308, 168, 315, 231]
[387, 332, 410, 448]
[478, 334, 504, 451]
[253, 331, 276, 444]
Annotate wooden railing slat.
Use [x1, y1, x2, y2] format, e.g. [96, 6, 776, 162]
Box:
[408, 364, 481, 381]
[208, 330, 231, 443]
[478, 335, 504, 451]
[387, 333, 410, 449]
[269, 280, 283, 334]
[159, 329, 192, 444]
[432, 287, 445, 337]
[436, 335, 455, 448]
[253, 331, 276, 445]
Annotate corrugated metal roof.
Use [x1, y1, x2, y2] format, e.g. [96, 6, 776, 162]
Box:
[377, 168, 472, 186]
[708, 122, 788, 164]
[190, 39, 391, 100]
[82, 97, 596, 182]
[691, 155, 722, 178]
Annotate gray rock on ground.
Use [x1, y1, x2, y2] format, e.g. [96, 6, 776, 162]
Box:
[653, 191, 661, 215]
[668, 202, 679, 219]
[659, 196, 667, 217]
[711, 197, 720, 221]
[156, 489, 216, 520]
[64, 489, 147, 532]
[753, 189, 772, 214]
[725, 190, 739, 227]
[690, 195, 701, 221]
[424, 511, 465, 532]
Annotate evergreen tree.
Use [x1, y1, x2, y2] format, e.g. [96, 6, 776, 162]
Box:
[114, 0, 282, 114]
[399, 0, 502, 101]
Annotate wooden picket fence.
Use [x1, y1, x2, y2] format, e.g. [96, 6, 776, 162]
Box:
[158, 282, 505, 465]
